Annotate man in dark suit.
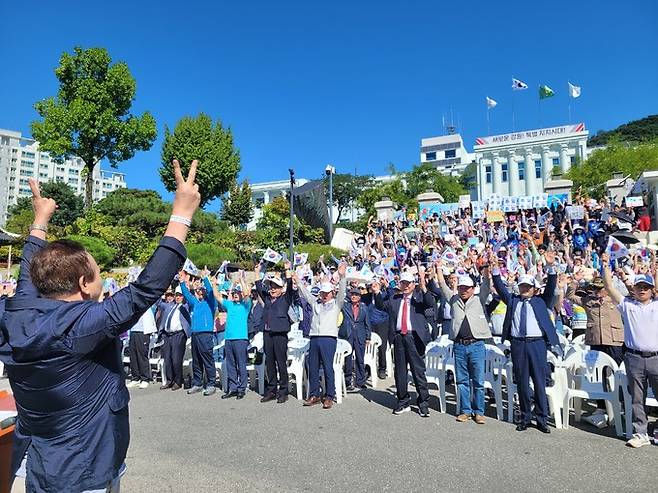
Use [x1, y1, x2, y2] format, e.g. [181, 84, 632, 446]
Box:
[0, 162, 199, 492]
[374, 269, 436, 417]
[157, 286, 191, 390]
[339, 287, 371, 390]
[255, 262, 299, 403]
[492, 250, 561, 433]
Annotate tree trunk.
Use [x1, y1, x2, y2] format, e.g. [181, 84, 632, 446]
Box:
[84, 162, 94, 209]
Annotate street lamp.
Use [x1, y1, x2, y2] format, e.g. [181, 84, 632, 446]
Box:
[325, 164, 335, 241]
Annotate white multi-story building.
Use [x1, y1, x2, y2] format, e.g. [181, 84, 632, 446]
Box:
[473, 123, 593, 200]
[420, 133, 474, 175]
[0, 128, 127, 225]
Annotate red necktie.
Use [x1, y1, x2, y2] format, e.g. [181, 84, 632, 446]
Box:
[352, 303, 359, 320]
[401, 297, 409, 335]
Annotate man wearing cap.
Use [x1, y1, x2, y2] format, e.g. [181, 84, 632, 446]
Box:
[255, 262, 299, 403]
[157, 287, 191, 390]
[601, 252, 658, 448]
[294, 263, 347, 409]
[492, 250, 560, 433]
[434, 260, 491, 424]
[339, 286, 371, 391]
[373, 268, 436, 417]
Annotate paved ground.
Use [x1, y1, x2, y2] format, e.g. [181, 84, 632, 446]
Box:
[123, 378, 656, 493]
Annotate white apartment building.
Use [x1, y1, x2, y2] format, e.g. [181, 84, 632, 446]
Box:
[473, 123, 592, 200]
[0, 129, 127, 225]
[420, 133, 474, 175]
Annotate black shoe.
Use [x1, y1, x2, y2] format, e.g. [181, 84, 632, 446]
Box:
[419, 406, 430, 418]
[358, 384, 367, 390]
[377, 371, 387, 380]
[221, 391, 238, 400]
[393, 405, 411, 415]
[260, 393, 276, 403]
[236, 392, 245, 400]
[346, 384, 355, 391]
[536, 423, 551, 434]
[277, 394, 288, 404]
[516, 423, 528, 432]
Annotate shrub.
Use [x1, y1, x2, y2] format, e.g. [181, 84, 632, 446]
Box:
[65, 235, 116, 269]
[295, 243, 347, 265]
[186, 243, 236, 270]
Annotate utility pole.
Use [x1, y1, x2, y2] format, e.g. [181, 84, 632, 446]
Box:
[288, 168, 295, 260]
[325, 164, 335, 241]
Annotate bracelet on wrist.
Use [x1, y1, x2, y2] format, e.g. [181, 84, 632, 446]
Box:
[30, 224, 48, 234]
[169, 215, 192, 227]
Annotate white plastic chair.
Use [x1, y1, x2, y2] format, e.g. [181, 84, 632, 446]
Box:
[246, 332, 266, 395]
[148, 334, 164, 382]
[364, 333, 382, 388]
[483, 345, 506, 421]
[562, 350, 623, 436]
[334, 339, 352, 404]
[571, 334, 586, 346]
[545, 352, 568, 429]
[288, 328, 303, 340]
[425, 340, 458, 413]
[287, 337, 309, 399]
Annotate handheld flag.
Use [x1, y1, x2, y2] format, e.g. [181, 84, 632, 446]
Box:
[539, 85, 555, 99]
[605, 236, 629, 261]
[568, 82, 581, 98]
[512, 78, 528, 90]
[182, 259, 199, 277]
[294, 252, 309, 266]
[262, 248, 282, 264]
[486, 97, 498, 109]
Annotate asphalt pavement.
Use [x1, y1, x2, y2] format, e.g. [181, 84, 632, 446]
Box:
[122, 378, 656, 492]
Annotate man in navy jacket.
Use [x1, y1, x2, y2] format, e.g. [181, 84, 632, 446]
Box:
[0, 161, 200, 492]
[374, 269, 436, 417]
[156, 287, 192, 390]
[339, 288, 371, 390]
[492, 250, 560, 433]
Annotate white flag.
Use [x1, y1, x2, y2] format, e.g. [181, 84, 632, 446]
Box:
[605, 236, 629, 261]
[568, 82, 581, 98]
[512, 78, 528, 90]
[182, 259, 199, 277]
[486, 97, 498, 109]
[262, 248, 282, 264]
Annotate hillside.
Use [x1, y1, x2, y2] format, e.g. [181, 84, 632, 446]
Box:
[588, 114, 658, 146]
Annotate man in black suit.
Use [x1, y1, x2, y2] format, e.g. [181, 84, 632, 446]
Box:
[374, 269, 436, 417]
[339, 287, 371, 390]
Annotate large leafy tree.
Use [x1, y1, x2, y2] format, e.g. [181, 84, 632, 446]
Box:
[324, 173, 374, 224]
[31, 46, 157, 207]
[221, 179, 254, 228]
[95, 188, 170, 237]
[565, 138, 658, 198]
[160, 114, 241, 207]
[405, 162, 466, 202]
[8, 181, 84, 229]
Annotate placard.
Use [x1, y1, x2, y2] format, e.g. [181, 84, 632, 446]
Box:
[625, 196, 644, 208]
[533, 193, 549, 208]
[486, 210, 505, 223]
[502, 196, 518, 213]
[459, 195, 471, 208]
[566, 205, 585, 220]
[547, 193, 567, 208]
[488, 193, 502, 210]
[471, 201, 485, 219]
[518, 196, 534, 210]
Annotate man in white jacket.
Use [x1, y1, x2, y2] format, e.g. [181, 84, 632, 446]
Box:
[294, 262, 347, 409]
[127, 305, 158, 389]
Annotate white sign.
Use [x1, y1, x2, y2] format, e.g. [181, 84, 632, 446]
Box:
[626, 196, 644, 208]
[331, 228, 357, 251]
[502, 196, 518, 213]
[488, 193, 502, 210]
[518, 196, 534, 210]
[459, 195, 471, 208]
[566, 205, 585, 220]
[533, 194, 548, 209]
[475, 123, 586, 147]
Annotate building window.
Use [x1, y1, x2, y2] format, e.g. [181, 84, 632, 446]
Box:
[55, 176, 64, 183]
[21, 160, 34, 168]
[502, 163, 508, 182]
[535, 160, 542, 179]
[69, 169, 79, 175]
[23, 152, 35, 158]
[518, 163, 525, 180]
[425, 152, 437, 161]
[21, 170, 34, 177]
[444, 149, 456, 159]
[39, 173, 48, 179]
[570, 156, 576, 164]
[485, 165, 492, 184]
[68, 178, 78, 185]
[552, 157, 559, 166]
[57, 166, 65, 173]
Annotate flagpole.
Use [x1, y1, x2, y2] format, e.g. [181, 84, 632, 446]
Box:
[511, 93, 515, 132]
[539, 96, 543, 127]
[486, 106, 490, 135]
[568, 101, 571, 124]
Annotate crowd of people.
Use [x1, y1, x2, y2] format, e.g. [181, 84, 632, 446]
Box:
[0, 167, 657, 490]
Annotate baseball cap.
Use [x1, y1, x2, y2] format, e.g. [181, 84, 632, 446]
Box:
[633, 274, 655, 287]
[518, 274, 540, 288]
[400, 272, 415, 283]
[349, 288, 362, 295]
[457, 276, 474, 288]
[175, 286, 183, 295]
[267, 276, 285, 287]
[231, 284, 243, 293]
[589, 278, 605, 289]
[319, 282, 335, 293]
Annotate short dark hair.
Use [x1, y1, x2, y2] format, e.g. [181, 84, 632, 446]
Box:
[30, 240, 96, 298]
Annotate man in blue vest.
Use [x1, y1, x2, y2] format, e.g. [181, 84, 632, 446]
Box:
[0, 161, 200, 492]
[339, 287, 371, 390]
[492, 250, 561, 433]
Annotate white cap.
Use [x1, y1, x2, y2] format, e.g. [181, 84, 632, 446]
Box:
[518, 274, 540, 288]
[457, 276, 474, 287]
[267, 276, 285, 287]
[319, 282, 334, 293]
[400, 272, 415, 283]
[175, 286, 183, 294]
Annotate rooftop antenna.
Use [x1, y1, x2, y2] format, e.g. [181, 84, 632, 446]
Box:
[446, 108, 456, 135]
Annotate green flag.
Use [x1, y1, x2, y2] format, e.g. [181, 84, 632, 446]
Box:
[539, 85, 555, 99]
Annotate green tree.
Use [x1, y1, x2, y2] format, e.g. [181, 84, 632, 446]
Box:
[31, 47, 157, 207]
[160, 114, 241, 207]
[324, 173, 374, 224]
[257, 196, 324, 251]
[357, 177, 411, 219]
[588, 114, 658, 146]
[65, 235, 115, 269]
[96, 188, 170, 237]
[565, 138, 658, 198]
[8, 182, 84, 230]
[221, 179, 254, 228]
[186, 243, 236, 270]
[405, 162, 466, 202]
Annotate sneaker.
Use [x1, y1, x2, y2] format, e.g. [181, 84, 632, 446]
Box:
[236, 392, 245, 400]
[138, 381, 149, 389]
[473, 415, 486, 425]
[170, 383, 181, 391]
[626, 433, 651, 448]
[393, 405, 411, 415]
[456, 413, 471, 423]
[126, 380, 140, 388]
[418, 406, 430, 418]
[203, 387, 217, 396]
[187, 386, 203, 395]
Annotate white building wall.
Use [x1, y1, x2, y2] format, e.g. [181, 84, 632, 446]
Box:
[0, 129, 127, 226]
[420, 133, 473, 176]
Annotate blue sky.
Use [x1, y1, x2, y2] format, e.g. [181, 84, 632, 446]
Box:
[1, 1, 657, 211]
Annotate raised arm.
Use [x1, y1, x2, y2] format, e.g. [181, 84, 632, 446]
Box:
[334, 263, 348, 310]
[601, 252, 624, 305]
[541, 250, 558, 306]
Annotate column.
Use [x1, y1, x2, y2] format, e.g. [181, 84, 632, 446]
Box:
[476, 157, 483, 200]
[491, 152, 502, 195]
[263, 190, 270, 204]
[560, 143, 570, 174]
[524, 148, 535, 196]
[507, 150, 519, 196]
[541, 145, 552, 186]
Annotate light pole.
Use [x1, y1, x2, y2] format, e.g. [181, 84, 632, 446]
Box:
[288, 168, 295, 260]
[325, 164, 335, 241]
